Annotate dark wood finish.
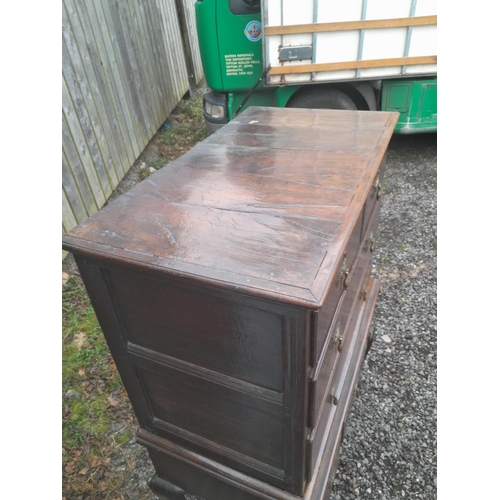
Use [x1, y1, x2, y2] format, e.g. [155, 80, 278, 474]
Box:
[306, 278, 381, 500]
[62, 107, 397, 499]
[309, 231, 372, 430]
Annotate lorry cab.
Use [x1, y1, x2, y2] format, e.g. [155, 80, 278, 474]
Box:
[196, 0, 437, 135]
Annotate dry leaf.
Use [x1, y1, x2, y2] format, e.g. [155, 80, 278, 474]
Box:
[78, 368, 85, 377]
[62, 272, 69, 285]
[88, 455, 101, 467]
[65, 462, 75, 474]
[107, 396, 119, 407]
[79, 467, 89, 475]
[109, 363, 117, 371]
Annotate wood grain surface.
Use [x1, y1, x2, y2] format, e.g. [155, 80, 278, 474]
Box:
[63, 107, 397, 308]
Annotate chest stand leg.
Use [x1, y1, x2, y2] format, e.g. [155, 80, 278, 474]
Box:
[149, 474, 186, 500]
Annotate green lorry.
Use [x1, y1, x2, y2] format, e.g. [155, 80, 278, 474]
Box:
[195, 0, 437, 134]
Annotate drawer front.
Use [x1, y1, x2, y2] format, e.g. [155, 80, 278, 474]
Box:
[309, 233, 372, 429]
[329, 251, 372, 412]
[308, 297, 344, 429]
[306, 273, 365, 485]
[306, 369, 335, 483]
[306, 277, 381, 488]
[313, 212, 364, 364]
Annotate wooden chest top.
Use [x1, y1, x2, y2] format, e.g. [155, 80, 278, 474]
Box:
[63, 107, 398, 308]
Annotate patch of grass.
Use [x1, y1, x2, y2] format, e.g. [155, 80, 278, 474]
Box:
[137, 93, 206, 180]
[63, 396, 111, 446]
[158, 94, 207, 160]
[62, 277, 126, 450]
[113, 430, 132, 446]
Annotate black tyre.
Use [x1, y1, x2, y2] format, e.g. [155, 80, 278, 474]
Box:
[287, 88, 357, 110]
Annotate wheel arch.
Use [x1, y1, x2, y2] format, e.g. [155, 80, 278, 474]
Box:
[283, 82, 377, 111]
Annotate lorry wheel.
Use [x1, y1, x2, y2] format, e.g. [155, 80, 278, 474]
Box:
[287, 89, 357, 110]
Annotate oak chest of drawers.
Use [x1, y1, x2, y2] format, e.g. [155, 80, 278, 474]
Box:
[62, 107, 398, 500]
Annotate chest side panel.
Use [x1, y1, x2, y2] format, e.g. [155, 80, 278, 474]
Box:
[77, 259, 311, 488]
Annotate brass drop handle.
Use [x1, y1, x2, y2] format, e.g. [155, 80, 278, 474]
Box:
[334, 327, 343, 352]
[375, 176, 382, 200]
[343, 270, 350, 289]
[330, 388, 339, 406]
[339, 254, 349, 289]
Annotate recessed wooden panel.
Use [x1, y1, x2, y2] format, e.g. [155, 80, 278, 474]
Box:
[106, 269, 284, 392]
[136, 361, 285, 472]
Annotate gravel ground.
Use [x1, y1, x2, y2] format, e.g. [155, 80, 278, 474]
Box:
[330, 132, 437, 500]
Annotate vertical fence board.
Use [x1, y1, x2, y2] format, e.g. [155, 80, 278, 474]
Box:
[86, 0, 139, 164]
[139, 1, 171, 118]
[63, 0, 120, 188]
[62, 150, 89, 225]
[180, 0, 204, 85]
[62, 76, 107, 208]
[147, 0, 179, 113]
[62, 112, 98, 217]
[158, 0, 189, 100]
[107, 0, 150, 146]
[72, 0, 128, 178]
[63, 189, 79, 234]
[129, 0, 163, 128]
[62, 0, 203, 238]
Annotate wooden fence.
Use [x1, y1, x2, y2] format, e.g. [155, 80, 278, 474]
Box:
[62, 0, 203, 240]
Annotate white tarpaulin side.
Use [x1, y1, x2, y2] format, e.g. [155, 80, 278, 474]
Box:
[262, 0, 437, 85]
